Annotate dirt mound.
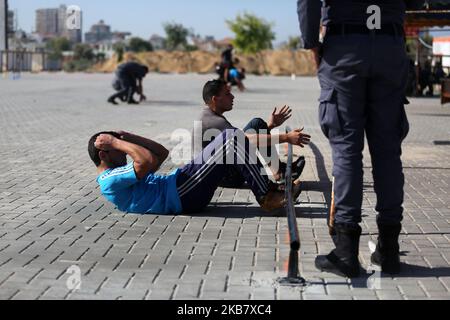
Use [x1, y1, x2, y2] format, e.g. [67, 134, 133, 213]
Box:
[90, 50, 316, 76]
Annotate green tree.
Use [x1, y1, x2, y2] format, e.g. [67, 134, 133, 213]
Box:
[46, 37, 71, 60]
[73, 44, 95, 61]
[226, 13, 275, 54]
[113, 42, 125, 62]
[128, 37, 153, 53]
[163, 22, 191, 51]
[406, 33, 433, 61]
[62, 44, 95, 72]
[284, 36, 303, 50]
[95, 52, 106, 62]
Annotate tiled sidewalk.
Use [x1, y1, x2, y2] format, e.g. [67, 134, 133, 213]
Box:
[0, 73, 449, 300]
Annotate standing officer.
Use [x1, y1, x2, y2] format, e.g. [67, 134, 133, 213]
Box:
[297, 0, 425, 277]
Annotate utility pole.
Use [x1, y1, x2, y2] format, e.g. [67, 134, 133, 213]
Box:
[0, 0, 8, 50]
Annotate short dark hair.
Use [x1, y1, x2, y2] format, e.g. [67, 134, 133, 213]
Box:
[88, 131, 121, 167]
[203, 80, 226, 105]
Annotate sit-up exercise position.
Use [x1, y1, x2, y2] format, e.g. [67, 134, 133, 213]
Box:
[195, 80, 310, 189]
[89, 129, 303, 215]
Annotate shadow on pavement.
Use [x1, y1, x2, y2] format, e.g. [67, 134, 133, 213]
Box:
[244, 88, 285, 95]
[352, 263, 450, 284]
[391, 263, 450, 278]
[301, 181, 332, 192]
[185, 205, 330, 219]
[187, 206, 285, 218]
[310, 263, 450, 288]
[412, 113, 450, 117]
[140, 100, 197, 107]
[307, 142, 333, 225]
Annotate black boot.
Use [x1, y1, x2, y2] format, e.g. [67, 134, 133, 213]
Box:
[371, 223, 401, 274]
[315, 224, 362, 278]
[107, 97, 118, 105]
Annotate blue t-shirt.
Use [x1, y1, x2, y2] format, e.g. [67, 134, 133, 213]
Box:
[229, 68, 239, 80]
[97, 162, 182, 214]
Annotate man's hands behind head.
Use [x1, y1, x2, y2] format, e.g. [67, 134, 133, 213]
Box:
[95, 134, 118, 151]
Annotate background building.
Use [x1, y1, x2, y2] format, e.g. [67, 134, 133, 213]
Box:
[85, 20, 112, 44]
[58, 4, 82, 43]
[149, 34, 165, 50]
[7, 9, 13, 35]
[35, 4, 82, 43]
[85, 20, 131, 59]
[434, 36, 450, 68]
[35, 8, 58, 40]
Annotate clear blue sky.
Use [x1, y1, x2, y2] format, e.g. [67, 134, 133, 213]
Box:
[9, 0, 301, 43]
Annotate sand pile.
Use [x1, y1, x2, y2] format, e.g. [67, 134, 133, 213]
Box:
[90, 50, 316, 76]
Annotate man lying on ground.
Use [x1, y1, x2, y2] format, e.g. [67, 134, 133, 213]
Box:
[194, 79, 310, 189]
[89, 129, 304, 215]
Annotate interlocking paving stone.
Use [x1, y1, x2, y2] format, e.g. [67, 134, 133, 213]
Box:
[1, 73, 449, 300]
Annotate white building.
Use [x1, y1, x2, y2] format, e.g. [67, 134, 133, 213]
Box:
[149, 34, 165, 50]
[433, 36, 450, 67]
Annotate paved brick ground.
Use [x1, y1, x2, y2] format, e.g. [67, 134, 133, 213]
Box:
[0, 72, 449, 300]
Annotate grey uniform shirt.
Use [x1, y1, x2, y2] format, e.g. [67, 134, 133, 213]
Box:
[297, 0, 426, 49]
[196, 107, 236, 149]
[192, 107, 245, 186]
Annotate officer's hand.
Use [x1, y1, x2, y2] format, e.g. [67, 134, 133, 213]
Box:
[95, 134, 117, 151]
[286, 128, 311, 148]
[268, 105, 292, 129]
[311, 47, 322, 69]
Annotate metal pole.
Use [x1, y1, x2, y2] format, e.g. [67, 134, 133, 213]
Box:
[284, 127, 300, 251]
[0, 0, 8, 51]
[278, 126, 306, 286]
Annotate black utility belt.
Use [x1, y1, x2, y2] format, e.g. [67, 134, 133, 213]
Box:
[326, 24, 404, 36]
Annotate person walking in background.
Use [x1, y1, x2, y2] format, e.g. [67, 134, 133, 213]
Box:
[221, 44, 234, 69]
[433, 61, 446, 85]
[419, 60, 434, 96]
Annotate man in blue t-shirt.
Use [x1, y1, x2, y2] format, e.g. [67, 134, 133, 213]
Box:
[226, 58, 246, 92]
[228, 67, 246, 92]
[88, 129, 303, 215]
